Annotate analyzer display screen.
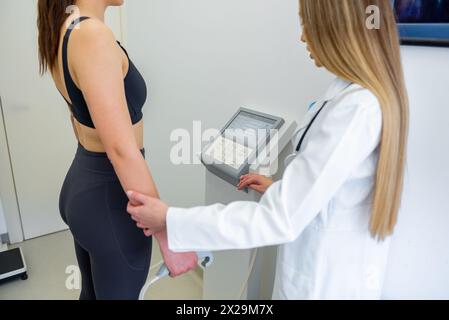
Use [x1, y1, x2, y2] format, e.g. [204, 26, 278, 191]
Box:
[227, 111, 278, 131]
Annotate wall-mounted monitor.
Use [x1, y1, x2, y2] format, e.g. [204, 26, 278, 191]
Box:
[391, 0, 449, 47]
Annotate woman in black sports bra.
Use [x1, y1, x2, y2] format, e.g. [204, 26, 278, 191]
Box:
[37, 0, 197, 300]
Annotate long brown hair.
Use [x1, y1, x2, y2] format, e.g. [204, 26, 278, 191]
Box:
[299, 0, 409, 240]
[37, 0, 76, 75]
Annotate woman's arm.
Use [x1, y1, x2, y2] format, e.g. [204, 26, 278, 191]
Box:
[71, 20, 156, 197]
[70, 19, 197, 276]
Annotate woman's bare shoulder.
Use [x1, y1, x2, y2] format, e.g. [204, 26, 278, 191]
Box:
[64, 17, 121, 80]
[69, 17, 115, 45]
[65, 18, 116, 53]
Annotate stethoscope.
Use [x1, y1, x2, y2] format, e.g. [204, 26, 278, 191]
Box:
[284, 100, 329, 167]
[284, 82, 354, 167]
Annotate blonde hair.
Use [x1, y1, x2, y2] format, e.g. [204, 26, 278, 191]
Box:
[299, 0, 409, 240]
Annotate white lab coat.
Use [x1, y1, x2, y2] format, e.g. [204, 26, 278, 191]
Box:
[167, 78, 391, 300]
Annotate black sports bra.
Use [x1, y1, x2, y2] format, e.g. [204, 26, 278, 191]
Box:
[61, 17, 147, 128]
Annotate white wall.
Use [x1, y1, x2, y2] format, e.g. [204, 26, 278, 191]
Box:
[383, 46, 449, 299]
[0, 199, 7, 235]
[123, 0, 332, 207]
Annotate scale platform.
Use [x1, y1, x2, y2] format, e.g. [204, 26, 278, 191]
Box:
[0, 247, 28, 282]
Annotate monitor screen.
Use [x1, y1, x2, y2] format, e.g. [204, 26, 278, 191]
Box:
[394, 0, 449, 23]
[392, 0, 449, 46]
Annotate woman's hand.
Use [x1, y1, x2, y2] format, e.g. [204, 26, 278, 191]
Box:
[126, 191, 168, 235]
[237, 174, 273, 194]
[154, 230, 198, 277]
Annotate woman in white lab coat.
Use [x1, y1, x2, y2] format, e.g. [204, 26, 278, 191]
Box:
[127, 0, 409, 299]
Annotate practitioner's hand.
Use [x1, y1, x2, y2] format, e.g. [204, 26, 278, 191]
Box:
[126, 191, 168, 236]
[237, 174, 273, 194]
[126, 193, 198, 277]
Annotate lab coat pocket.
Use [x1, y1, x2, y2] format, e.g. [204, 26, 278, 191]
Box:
[276, 261, 314, 300]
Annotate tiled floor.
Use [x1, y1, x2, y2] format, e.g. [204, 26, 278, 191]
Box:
[0, 231, 203, 300]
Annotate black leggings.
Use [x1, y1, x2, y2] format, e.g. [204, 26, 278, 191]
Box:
[59, 144, 152, 300]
